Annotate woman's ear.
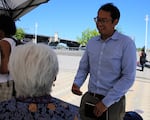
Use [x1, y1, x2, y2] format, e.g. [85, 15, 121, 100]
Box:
[54, 77, 56, 81]
[53, 77, 57, 87]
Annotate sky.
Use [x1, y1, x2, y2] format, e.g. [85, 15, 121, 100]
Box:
[16, 0, 150, 48]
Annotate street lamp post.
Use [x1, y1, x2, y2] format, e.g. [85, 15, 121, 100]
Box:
[34, 22, 38, 44]
[145, 14, 149, 52]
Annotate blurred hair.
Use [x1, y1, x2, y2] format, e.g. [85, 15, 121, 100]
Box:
[8, 43, 59, 97]
[98, 3, 120, 22]
[141, 46, 145, 52]
[0, 14, 16, 37]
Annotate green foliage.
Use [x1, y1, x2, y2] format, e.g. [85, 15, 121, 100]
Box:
[77, 28, 99, 46]
[15, 28, 25, 40]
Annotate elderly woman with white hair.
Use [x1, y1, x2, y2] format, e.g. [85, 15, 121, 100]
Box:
[0, 43, 80, 120]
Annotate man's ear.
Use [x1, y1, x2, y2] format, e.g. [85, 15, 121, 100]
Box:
[113, 19, 119, 26]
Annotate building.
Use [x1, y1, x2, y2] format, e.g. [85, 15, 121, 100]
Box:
[24, 33, 80, 49]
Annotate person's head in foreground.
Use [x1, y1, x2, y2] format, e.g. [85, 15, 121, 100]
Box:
[0, 43, 79, 120]
[0, 14, 16, 39]
[9, 43, 58, 98]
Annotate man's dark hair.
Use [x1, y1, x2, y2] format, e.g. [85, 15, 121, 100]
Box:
[0, 14, 16, 37]
[98, 3, 120, 22]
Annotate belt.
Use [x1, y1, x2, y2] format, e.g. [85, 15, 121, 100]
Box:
[88, 92, 104, 100]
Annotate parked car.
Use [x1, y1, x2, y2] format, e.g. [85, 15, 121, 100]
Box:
[79, 46, 86, 51]
[145, 61, 150, 68]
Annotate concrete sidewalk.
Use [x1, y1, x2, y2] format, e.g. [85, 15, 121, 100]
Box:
[51, 54, 150, 120]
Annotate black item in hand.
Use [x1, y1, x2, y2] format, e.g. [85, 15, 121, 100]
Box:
[85, 102, 107, 120]
[85, 102, 96, 118]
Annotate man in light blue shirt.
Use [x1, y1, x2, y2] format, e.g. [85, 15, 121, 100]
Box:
[71, 3, 137, 120]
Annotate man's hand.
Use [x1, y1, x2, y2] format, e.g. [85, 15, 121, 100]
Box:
[71, 83, 82, 96]
[94, 101, 107, 117]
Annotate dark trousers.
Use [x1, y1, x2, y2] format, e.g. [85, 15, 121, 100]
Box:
[140, 60, 146, 71]
[79, 92, 125, 120]
[140, 63, 145, 71]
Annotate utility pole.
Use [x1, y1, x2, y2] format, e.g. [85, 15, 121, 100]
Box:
[145, 14, 149, 52]
[34, 22, 38, 44]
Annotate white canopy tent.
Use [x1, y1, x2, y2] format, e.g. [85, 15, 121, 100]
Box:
[0, 0, 49, 20]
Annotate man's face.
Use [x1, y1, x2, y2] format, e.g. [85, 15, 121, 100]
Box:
[95, 10, 117, 39]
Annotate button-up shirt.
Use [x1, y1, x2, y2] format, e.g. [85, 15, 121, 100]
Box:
[74, 31, 137, 107]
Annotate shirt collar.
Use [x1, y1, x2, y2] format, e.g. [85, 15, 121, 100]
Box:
[98, 30, 119, 42]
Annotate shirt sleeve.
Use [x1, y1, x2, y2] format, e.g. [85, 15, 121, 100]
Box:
[73, 49, 89, 87]
[102, 39, 137, 107]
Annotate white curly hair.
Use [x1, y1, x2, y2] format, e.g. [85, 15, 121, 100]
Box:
[8, 43, 59, 97]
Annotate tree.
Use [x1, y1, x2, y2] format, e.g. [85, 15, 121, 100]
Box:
[77, 28, 99, 46]
[15, 28, 25, 40]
